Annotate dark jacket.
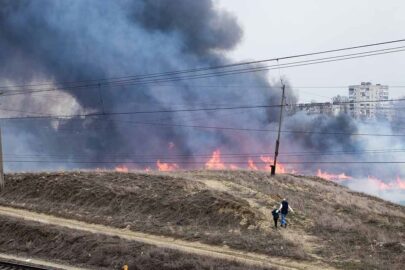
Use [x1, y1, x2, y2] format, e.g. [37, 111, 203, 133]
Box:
[281, 200, 289, 214]
[272, 209, 279, 219]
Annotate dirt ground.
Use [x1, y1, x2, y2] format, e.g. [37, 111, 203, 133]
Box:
[0, 214, 274, 270]
[0, 171, 303, 259]
[0, 171, 404, 269]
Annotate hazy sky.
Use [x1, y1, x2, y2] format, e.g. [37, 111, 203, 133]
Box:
[217, 0, 405, 102]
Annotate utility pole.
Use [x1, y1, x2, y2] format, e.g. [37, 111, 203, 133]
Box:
[0, 127, 4, 189]
[271, 84, 285, 176]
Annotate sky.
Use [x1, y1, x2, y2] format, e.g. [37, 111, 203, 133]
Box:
[217, 0, 405, 102]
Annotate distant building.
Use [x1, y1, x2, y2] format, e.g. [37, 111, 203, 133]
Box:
[331, 95, 350, 115]
[348, 82, 391, 119]
[289, 97, 349, 117]
[287, 82, 391, 120]
[287, 100, 333, 116]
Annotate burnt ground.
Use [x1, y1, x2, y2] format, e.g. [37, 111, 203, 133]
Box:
[0, 171, 404, 269]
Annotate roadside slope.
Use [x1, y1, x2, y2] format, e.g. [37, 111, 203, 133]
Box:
[0, 171, 403, 269]
[0, 212, 276, 270]
[0, 205, 332, 270]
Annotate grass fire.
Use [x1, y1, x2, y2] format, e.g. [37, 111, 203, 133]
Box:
[0, 0, 404, 269]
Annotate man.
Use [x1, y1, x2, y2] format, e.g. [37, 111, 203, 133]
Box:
[278, 198, 294, 228]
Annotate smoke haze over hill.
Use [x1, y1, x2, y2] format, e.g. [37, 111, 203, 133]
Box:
[0, 0, 404, 204]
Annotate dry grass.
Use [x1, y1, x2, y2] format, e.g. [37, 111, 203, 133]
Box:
[0, 170, 404, 269]
[0, 172, 304, 259]
[177, 171, 405, 269]
[0, 215, 273, 270]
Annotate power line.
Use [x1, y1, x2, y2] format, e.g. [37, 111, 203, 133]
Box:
[3, 84, 405, 98]
[2, 45, 405, 97]
[0, 104, 283, 121]
[88, 46, 405, 88]
[0, 97, 403, 120]
[4, 117, 405, 137]
[3, 83, 402, 108]
[2, 111, 405, 137]
[5, 148, 405, 159]
[107, 119, 405, 137]
[293, 98, 405, 106]
[4, 160, 405, 165]
[2, 38, 405, 91]
[1, 99, 405, 137]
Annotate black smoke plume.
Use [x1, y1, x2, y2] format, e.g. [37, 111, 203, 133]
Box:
[0, 0, 285, 169]
[0, 1, 404, 204]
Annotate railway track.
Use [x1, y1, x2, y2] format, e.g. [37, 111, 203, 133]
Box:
[0, 253, 86, 270]
[0, 260, 50, 270]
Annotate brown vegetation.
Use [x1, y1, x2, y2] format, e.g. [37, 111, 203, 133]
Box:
[0, 172, 303, 259]
[0, 215, 272, 270]
[0, 170, 404, 269]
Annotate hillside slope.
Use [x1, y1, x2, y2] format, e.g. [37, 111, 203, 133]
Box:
[0, 171, 404, 269]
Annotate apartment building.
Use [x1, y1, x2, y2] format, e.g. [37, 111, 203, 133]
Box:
[287, 83, 391, 120]
[348, 82, 390, 119]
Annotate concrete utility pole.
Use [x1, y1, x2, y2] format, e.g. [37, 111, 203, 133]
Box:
[0, 127, 4, 189]
[271, 84, 285, 176]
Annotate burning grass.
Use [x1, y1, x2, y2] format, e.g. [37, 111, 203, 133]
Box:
[0, 170, 404, 269]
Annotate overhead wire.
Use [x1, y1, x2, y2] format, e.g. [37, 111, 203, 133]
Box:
[1, 44, 405, 97]
[2, 115, 405, 137]
[5, 148, 405, 159]
[0, 97, 404, 120]
[0, 97, 405, 137]
[1, 39, 405, 168]
[4, 160, 405, 165]
[2, 38, 405, 91]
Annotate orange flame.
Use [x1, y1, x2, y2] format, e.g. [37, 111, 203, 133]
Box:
[248, 159, 258, 170]
[230, 164, 239, 170]
[260, 156, 286, 173]
[115, 165, 129, 173]
[367, 176, 405, 190]
[396, 177, 405, 190]
[205, 150, 226, 170]
[317, 169, 351, 181]
[316, 171, 405, 192]
[368, 176, 393, 190]
[156, 160, 178, 171]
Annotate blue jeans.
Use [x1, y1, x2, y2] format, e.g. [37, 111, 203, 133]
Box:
[281, 213, 287, 226]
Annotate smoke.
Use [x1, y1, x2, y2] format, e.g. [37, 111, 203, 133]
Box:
[134, 0, 242, 56]
[0, 0, 288, 169]
[347, 178, 405, 204]
[284, 113, 360, 152]
[0, 1, 403, 203]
